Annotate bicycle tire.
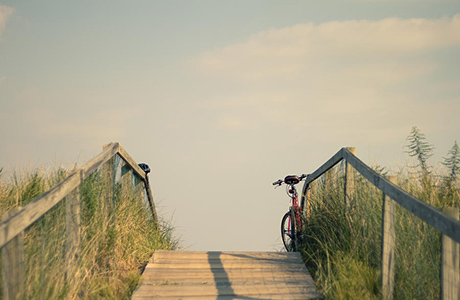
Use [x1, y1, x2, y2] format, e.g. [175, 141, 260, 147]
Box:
[281, 210, 298, 252]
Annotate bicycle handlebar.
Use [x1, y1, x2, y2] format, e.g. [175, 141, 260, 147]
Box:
[272, 179, 283, 186]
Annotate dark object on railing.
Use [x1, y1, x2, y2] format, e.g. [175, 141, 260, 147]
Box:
[138, 163, 151, 174]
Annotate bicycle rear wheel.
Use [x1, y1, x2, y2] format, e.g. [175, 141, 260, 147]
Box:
[281, 210, 298, 252]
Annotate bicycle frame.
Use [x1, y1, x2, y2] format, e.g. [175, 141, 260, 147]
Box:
[288, 184, 302, 233]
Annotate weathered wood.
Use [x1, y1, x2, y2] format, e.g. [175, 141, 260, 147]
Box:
[303, 149, 344, 186]
[153, 250, 301, 261]
[117, 145, 148, 181]
[344, 147, 356, 207]
[441, 207, 459, 300]
[144, 178, 158, 224]
[132, 251, 322, 300]
[2, 207, 24, 300]
[0, 171, 82, 248]
[65, 186, 81, 282]
[324, 170, 332, 194]
[82, 142, 119, 178]
[130, 295, 317, 300]
[381, 175, 397, 300]
[120, 164, 131, 199]
[117, 144, 157, 222]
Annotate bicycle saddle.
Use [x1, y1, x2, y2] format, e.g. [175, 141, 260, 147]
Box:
[284, 175, 300, 185]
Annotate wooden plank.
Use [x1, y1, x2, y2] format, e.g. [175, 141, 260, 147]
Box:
[303, 148, 344, 186]
[381, 175, 397, 300]
[132, 294, 320, 300]
[0, 171, 82, 248]
[132, 284, 318, 297]
[441, 207, 459, 300]
[117, 144, 147, 181]
[153, 250, 301, 260]
[82, 142, 119, 178]
[142, 276, 314, 286]
[142, 268, 312, 280]
[344, 147, 356, 207]
[144, 179, 158, 224]
[2, 207, 24, 300]
[146, 262, 308, 270]
[133, 251, 322, 300]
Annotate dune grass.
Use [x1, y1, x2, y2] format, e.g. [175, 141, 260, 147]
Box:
[0, 160, 176, 299]
[301, 137, 459, 299]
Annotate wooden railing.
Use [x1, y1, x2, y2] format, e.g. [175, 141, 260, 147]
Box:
[300, 147, 460, 300]
[0, 142, 157, 299]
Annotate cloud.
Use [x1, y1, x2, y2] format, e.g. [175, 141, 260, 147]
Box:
[193, 15, 460, 81]
[0, 5, 14, 39]
[189, 14, 460, 145]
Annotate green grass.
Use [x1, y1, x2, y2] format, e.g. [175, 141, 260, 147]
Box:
[0, 160, 176, 299]
[301, 161, 459, 300]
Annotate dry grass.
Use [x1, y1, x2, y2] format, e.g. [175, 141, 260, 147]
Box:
[302, 160, 459, 300]
[0, 161, 176, 299]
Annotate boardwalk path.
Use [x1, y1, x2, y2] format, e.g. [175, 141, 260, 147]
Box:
[132, 250, 322, 300]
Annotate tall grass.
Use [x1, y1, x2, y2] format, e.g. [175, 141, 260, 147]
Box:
[302, 158, 459, 299]
[0, 160, 176, 299]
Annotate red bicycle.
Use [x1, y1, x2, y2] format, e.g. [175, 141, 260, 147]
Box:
[273, 174, 307, 252]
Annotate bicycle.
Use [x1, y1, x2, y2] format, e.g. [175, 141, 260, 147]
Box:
[273, 174, 307, 252]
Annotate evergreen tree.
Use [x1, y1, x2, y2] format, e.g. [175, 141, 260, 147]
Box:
[442, 141, 460, 183]
[405, 126, 434, 176]
[441, 141, 460, 206]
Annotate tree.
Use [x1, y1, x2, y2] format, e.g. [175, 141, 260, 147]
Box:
[405, 126, 434, 176]
[442, 141, 460, 183]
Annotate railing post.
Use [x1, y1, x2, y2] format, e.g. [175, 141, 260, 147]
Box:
[113, 154, 123, 201]
[344, 147, 356, 208]
[381, 175, 397, 300]
[306, 184, 311, 221]
[2, 207, 24, 300]
[441, 207, 459, 300]
[324, 170, 332, 195]
[121, 164, 132, 199]
[65, 178, 81, 284]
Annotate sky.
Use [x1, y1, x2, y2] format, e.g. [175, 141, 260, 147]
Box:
[0, 1, 459, 251]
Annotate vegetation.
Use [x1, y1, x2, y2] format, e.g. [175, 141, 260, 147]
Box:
[0, 159, 176, 299]
[301, 127, 459, 299]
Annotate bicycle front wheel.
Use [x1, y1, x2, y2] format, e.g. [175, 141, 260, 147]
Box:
[281, 211, 297, 252]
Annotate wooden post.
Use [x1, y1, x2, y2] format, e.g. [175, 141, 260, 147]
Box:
[344, 147, 356, 208]
[324, 170, 331, 196]
[2, 207, 24, 300]
[65, 184, 81, 283]
[441, 207, 459, 300]
[381, 175, 397, 300]
[102, 144, 116, 211]
[113, 154, 123, 201]
[121, 164, 131, 199]
[306, 184, 311, 221]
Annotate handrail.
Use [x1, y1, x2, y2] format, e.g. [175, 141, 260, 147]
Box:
[301, 147, 460, 244]
[0, 142, 156, 249]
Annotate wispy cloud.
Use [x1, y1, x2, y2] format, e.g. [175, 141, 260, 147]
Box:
[190, 15, 460, 144]
[0, 5, 14, 39]
[193, 15, 460, 81]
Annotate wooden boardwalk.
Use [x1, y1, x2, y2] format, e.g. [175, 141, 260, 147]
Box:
[131, 250, 322, 300]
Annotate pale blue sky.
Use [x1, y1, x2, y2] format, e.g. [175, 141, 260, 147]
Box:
[1, 1, 459, 251]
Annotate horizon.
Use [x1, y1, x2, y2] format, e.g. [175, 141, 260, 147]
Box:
[1, 1, 459, 250]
